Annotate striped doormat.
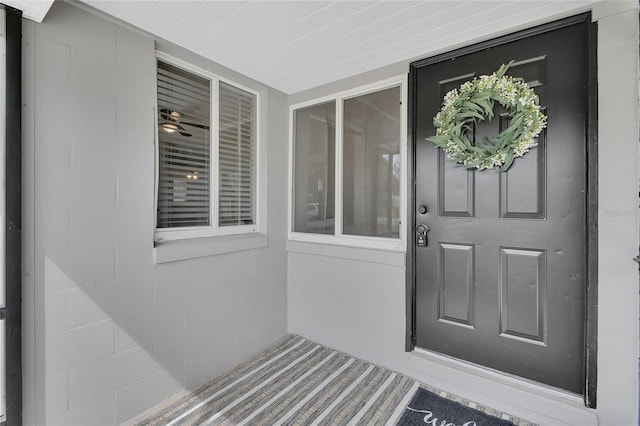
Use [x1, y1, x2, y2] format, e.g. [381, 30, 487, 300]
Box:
[129, 335, 532, 425]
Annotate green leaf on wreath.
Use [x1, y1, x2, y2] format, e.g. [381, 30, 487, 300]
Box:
[426, 62, 546, 171]
[500, 152, 515, 172]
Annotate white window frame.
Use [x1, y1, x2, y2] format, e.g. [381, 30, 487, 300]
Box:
[288, 76, 408, 252]
[154, 52, 261, 243]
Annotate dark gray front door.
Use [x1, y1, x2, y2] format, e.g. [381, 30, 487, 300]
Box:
[412, 19, 591, 394]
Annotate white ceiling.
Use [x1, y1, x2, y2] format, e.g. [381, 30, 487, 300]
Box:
[81, 1, 597, 94]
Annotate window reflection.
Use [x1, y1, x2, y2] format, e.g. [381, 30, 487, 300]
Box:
[293, 102, 336, 234]
[343, 87, 401, 238]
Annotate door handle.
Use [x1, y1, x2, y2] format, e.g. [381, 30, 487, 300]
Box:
[0, 306, 5, 320]
[416, 224, 429, 247]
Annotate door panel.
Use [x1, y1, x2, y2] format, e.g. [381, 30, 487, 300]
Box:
[439, 242, 475, 327]
[499, 125, 546, 219]
[438, 150, 475, 217]
[499, 247, 546, 343]
[413, 22, 587, 394]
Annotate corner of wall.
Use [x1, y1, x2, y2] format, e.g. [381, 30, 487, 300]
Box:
[595, 5, 640, 426]
[21, 11, 41, 426]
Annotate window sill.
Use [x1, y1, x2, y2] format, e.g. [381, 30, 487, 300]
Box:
[154, 233, 268, 263]
[286, 240, 405, 267]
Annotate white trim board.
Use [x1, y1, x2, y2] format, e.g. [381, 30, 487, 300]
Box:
[1, 0, 53, 23]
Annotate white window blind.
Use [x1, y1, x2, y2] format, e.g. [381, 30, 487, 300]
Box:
[218, 81, 256, 227]
[156, 60, 211, 229]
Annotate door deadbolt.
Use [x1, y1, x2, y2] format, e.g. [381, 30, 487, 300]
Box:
[416, 224, 429, 247]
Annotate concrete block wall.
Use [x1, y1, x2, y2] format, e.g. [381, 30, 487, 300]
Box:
[22, 2, 288, 425]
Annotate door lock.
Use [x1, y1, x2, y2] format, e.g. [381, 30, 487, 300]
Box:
[416, 224, 429, 247]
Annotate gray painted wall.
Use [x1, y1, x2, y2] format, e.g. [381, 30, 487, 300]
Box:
[288, 4, 639, 426]
[21, 2, 288, 424]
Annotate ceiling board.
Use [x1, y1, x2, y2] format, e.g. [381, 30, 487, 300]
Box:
[81, 0, 598, 94]
[159, 2, 241, 44]
[135, 1, 202, 35]
[256, 1, 477, 83]
[183, 1, 292, 53]
[88, 0, 160, 24]
[235, 1, 374, 63]
[236, 1, 425, 71]
[209, 1, 332, 55]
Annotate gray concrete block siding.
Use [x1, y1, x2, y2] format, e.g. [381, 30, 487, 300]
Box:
[22, 2, 288, 424]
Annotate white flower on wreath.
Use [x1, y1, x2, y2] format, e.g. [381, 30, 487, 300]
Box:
[426, 63, 547, 171]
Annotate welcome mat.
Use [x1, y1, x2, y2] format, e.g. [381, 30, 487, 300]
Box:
[397, 387, 516, 426]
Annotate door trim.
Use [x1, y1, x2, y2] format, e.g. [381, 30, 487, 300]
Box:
[5, 6, 22, 425]
[405, 12, 598, 408]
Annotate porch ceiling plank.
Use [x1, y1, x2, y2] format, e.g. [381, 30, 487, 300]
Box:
[180, 1, 294, 54]
[269, 1, 494, 92]
[226, 1, 375, 71]
[231, 1, 414, 70]
[133, 0, 203, 36]
[237, 1, 445, 84]
[90, 0, 161, 26]
[202, 1, 344, 59]
[282, 0, 568, 94]
[158, 2, 248, 44]
[80, 0, 598, 94]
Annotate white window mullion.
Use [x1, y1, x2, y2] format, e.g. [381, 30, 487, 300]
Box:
[211, 77, 220, 230]
[288, 106, 295, 235]
[254, 95, 262, 233]
[153, 117, 160, 231]
[335, 99, 344, 237]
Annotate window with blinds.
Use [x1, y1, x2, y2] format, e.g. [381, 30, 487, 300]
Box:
[155, 56, 258, 240]
[219, 82, 256, 227]
[157, 60, 211, 229]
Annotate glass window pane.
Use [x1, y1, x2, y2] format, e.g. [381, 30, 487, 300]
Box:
[343, 87, 401, 238]
[156, 60, 211, 229]
[218, 81, 256, 227]
[293, 101, 336, 234]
